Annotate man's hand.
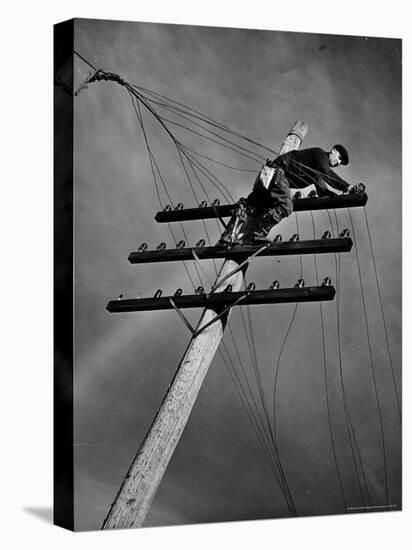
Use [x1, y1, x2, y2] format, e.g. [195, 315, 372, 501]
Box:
[347, 183, 366, 194]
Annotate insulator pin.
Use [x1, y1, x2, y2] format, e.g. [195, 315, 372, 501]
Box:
[157, 242, 166, 250]
[211, 199, 220, 206]
[294, 191, 302, 199]
[340, 229, 350, 238]
[175, 202, 184, 210]
[138, 243, 148, 252]
[195, 286, 205, 295]
[322, 277, 332, 287]
[349, 183, 366, 194]
[308, 190, 318, 198]
[199, 200, 207, 208]
[295, 279, 305, 288]
[224, 284, 233, 293]
[117, 294, 123, 300]
[270, 280, 280, 290]
[176, 240, 185, 249]
[246, 282, 256, 293]
[154, 289, 162, 298]
[174, 288, 183, 297]
[163, 204, 172, 212]
[290, 233, 299, 242]
[196, 239, 206, 248]
[274, 234, 282, 242]
[321, 230, 331, 240]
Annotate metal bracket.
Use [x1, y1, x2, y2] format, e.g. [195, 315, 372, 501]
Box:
[211, 242, 272, 292]
[194, 293, 248, 337]
[169, 292, 248, 338]
[191, 249, 213, 290]
[168, 298, 196, 335]
[211, 205, 228, 229]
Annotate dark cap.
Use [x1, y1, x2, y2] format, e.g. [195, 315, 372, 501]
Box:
[333, 144, 349, 166]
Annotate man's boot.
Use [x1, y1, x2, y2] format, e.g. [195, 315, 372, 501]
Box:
[241, 212, 278, 244]
[217, 198, 249, 246]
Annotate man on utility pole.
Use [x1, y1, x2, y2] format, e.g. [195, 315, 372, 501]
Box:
[219, 144, 365, 245]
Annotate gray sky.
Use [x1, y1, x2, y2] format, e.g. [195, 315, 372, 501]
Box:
[72, 19, 401, 530]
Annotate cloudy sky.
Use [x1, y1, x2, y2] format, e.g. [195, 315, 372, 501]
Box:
[71, 19, 401, 530]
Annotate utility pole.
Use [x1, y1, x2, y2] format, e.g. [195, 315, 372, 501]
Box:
[102, 121, 308, 529]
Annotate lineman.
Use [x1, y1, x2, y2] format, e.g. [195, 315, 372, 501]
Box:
[218, 145, 364, 245]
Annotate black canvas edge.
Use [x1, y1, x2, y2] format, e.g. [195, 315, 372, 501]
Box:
[53, 18, 75, 531]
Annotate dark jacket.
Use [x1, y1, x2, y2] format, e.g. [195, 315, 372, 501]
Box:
[271, 147, 349, 197]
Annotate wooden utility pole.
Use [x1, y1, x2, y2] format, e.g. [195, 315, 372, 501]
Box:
[102, 121, 307, 529]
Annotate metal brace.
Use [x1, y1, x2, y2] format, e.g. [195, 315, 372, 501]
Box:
[211, 204, 228, 230]
[168, 298, 196, 336]
[168, 292, 248, 338]
[194, 293, 248, 336]
[191, 249, 213, 291]
[211, 242, 272, 292]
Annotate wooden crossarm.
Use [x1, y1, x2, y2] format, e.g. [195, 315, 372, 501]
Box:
[107, 286, 336, 313]
[128, 238, 352, 264]
[154, 193, 368, 223]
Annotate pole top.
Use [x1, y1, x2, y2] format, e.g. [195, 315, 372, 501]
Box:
[290, 121, 308, 140]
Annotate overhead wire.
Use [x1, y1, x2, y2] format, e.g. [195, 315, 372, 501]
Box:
[263, 158, 372, 509]
[178, 147, 234, 203]
[130, 82, 279, 156]
[171, 144, 257, 173]
[127, 85, 235, 203]
[310, 211, 347, 511]
[241, 280, 297, 515]
[127, 67, 298, 513]
[74, 49, 97, 71]
[217, 343, 296, 515]
[267, 146, 391, 501]
[333, 209, 372, 507]
[160, 116, 265, 165]
[362, 207, 401, 421]
[347, 209, 389, 506]
[128, 88, 201, 290]
[327, 208, 373, 506]
[133, 92, 267, 163]
[143, 85, 288, 470]
[127, 71, 286, 489]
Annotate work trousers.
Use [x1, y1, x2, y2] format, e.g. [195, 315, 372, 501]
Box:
[245, 166, 293, 224]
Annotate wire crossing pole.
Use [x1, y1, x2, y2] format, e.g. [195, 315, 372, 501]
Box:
[102, 121, 308, 530]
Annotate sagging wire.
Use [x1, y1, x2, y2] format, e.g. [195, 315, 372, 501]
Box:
[362, 207, 401, 421]
[310, 211, 347, 511]
[128, 69, 290, 494]
[218, 342, 297, 516]
[221, 299, 297, 515]
[127, 84, 235, 204]
[347, 209, 389, 506]
[179, 144, 257, 173]
[129, 82, 279, 156]
[240, 274, 297, 515]
[128, 89, 201, 290]
[124, 62, 297, 513]
[334, 210, 371, 507]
